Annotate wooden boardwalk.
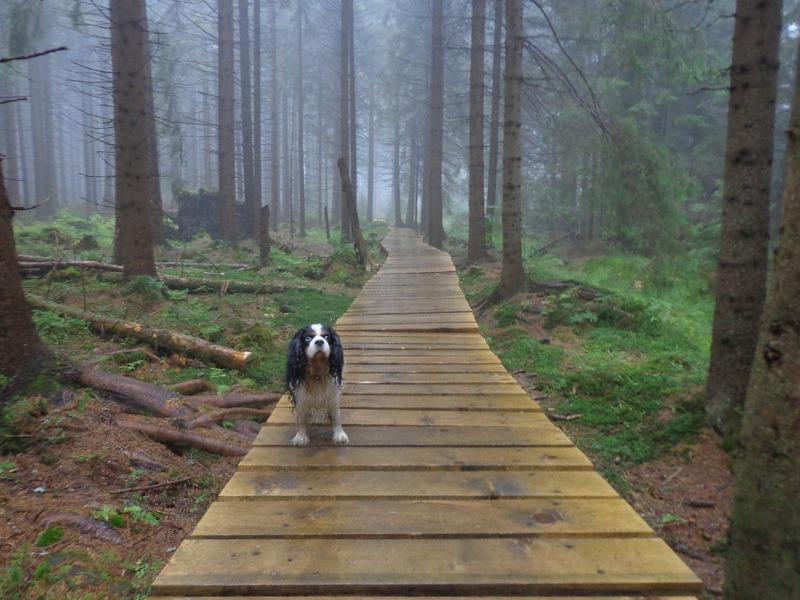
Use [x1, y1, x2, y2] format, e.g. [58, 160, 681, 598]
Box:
[150, 228, 701, 599]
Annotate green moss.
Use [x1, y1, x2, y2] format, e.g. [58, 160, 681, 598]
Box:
[35, 526, 64, 548]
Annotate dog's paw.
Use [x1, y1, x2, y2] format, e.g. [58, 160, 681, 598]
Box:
[332, 428, 349, 445]
[291, 431, 311, 446]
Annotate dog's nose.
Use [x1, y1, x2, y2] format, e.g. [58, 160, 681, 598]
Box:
[314, 339, 325, 347]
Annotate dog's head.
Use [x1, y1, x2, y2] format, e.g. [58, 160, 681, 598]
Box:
[286, 323, 343, 391]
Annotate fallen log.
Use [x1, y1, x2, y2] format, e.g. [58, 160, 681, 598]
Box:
[41, 514, 124, 544]
[168, 378, 213, 395]
[19, 259, 123, 273]
[64, 365, 191, 418]
[30, 295, 252, 370]
[534, 231, 576, 256]
[188, 408, 271, 429]
[119, 420, 248, 456]
[158, 260, 256, 270]
[159, 273, 303, 295]
[182, 392, 281, 409]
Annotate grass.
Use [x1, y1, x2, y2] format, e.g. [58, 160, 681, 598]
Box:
[452, 224, 714, 470]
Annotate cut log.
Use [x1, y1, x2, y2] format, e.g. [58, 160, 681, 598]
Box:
[188, 408, 271, 429]
[29, 295, 252, 370]
[168, 378, 213, 395]
[119, 420, 248, 456]
[64, 365, 192, 418]
[182, 392, 281, 408]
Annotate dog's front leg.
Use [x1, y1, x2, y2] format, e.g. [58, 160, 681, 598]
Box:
[291, 404, 311, 447]
[329, 394, 349, 444]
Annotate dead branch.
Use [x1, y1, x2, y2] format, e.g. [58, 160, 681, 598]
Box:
[119, 420, 248, 456]
[188, 408, 271, 429]
[29, 295, 252, 370]
[182, 392, 281, 408]
[0, 46, 68, 64]
[110, 475, 195, 495]
[168, 378, 213, 395]
[534, 231, 576, 255]
[41, 513, 123, 544]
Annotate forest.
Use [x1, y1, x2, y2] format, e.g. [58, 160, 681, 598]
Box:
[1, 0, 799, 598]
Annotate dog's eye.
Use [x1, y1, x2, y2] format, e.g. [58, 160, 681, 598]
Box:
[323, 335, 329, 340]
[304, 336, 311, 342]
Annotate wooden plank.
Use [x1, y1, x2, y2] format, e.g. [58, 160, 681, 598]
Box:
[344, 373, 516, 384]
[219, 469, 620, 500]
[191, 498, 654, 539]
[337, 323, 480, 333]
[157, 596, 697, 600]
[150, 537, 701, 595]
[339, 395, 539, 410]
[345, 363, 508, 373]
[253, 425, 571, 447]
[238, 446, 592, 471]
[337, 314, 476, 325]
[341, 383, 527, 396]
[268, 408, 546, 426]
[343, 354, 502, 364]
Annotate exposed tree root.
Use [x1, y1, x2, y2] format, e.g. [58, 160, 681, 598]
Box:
[119, 420, 248, 456]
[188, 408, 271, 429]
[29, 295, 252, 370]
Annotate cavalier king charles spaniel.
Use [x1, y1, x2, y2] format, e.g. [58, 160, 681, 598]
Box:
[285, 323, 348, 446]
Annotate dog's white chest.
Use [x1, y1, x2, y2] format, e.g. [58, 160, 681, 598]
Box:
[292, 376, 340, 424]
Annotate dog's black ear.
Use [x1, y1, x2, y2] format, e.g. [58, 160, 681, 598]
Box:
[286, 328, 307, 392]
[327, 326, 344, 387]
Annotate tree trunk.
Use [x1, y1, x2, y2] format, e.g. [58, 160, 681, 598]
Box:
[269, 0, 280, 232]
[406, 122, 418, 226]
[706, 0, 782, 437]
[259, 204, 271, 266]
[427, 0, 444, 248]
[141, 8, 163, 244]
[0, 159, 48, 394]
[253, 0, 263, 247]
[467, 0, 488, 262]
[296, 0, 306, 237]
[486, 0, 503, 248]
[339, 0, 352, 241]
[29, 54, 58, 218]
[217, 0, 237, 241]
[495, 0, 526, 299]
[348, 0, 357, 215]
[239, 0, 257, 239]
[367, 84, 375, 223]
[110, 0, 157, 280]
[317, 76, 324, 228]
[392, 109, 402, 226]
[338, 158, 370, 270]
[724, 35, 800, 597]
[1, 76, 21, 207]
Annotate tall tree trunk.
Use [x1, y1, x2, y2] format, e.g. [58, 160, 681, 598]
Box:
[427, 0, 444, 248]
[317, 75, 324, 228]
[142, 8, 163, 244]
[338, 158, 369, 269]
[367, 84, 375, 223]
[392, 108, 402, 226]
[239, 0, 257, 239]
[217, 0, 237, 241]
[339, 0, 351, 241]
[706, 0, 782, 437]
[467, 0, 488, 262]
[486, 0, 503, 248]
[29, 55, 57, 218]
[111, 0, 157, 279]
[202, 76, 214, 190]
[282, 93, 290, 231]
[269, 1, 280, 232]
[296, 0, 306, 237]
[1, 76, 21, 206]
[348, 0, 357, 214]
[494, 0, 526, 299]
[0, 159, 48, 394]
[724, 36, 800, 598]
[252, 0, 263, 246]
[81, 89, 97, 211]
[406, 122, 419, 227]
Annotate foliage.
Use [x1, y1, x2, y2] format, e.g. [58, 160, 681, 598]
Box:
[35, 525, 64, 548]
[32, 310, 89, 345]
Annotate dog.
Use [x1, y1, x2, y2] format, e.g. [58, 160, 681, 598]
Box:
[285, 323, 348, 446]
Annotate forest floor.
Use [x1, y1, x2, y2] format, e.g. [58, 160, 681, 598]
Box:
[448, 232, 730, 599]
[1, 212, 388, 599]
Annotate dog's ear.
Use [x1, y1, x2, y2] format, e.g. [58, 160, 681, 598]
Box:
[286, 328, 307, 392]
[327, 326, 344, 387]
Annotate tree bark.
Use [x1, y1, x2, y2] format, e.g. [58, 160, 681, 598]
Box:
[427, 0, 444, 248]
[253, 0, 263, 247]
[259, 204, 271, 266]
[110, 0, 157, 280]
[140, 8, 163, 244]
[296, 0, 307, 237]
[348, 0, 357, 216]
[367, 84, 375, 223]
[392, 109, 403, 226]
[338, 158, 370, 270]
[239, 0, 257, 239]
[269, 0, 280, 232]
[28, 296, 252, 370]
[406, 122, 418, 227]
[0, 159, 48, 393]
[282, 93, 290, 231]
[217, 0, 237, 241]
[119, 420, 247, 456]
[724, 35, 800, 597]
[339, 0, 351, 241]
[494, 0, 526, 299]
[706, 0, 782, 437]
[486, 0, 503, 248]
[467, 0, 488, 262]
